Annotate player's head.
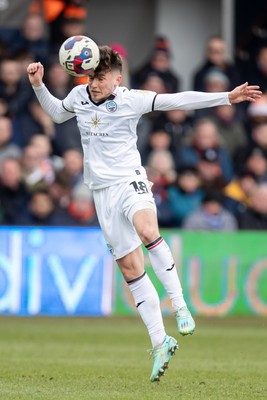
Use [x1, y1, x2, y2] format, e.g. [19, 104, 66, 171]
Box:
[87, 45, 123, 102]
[94, 45, 122, 75]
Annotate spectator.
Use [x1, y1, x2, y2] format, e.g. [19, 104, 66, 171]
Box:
[13, 13, 50, 66]
[14, 49, 36, 76]
[167, 165, 204, 226]
[204, 67, 230, 93]
[132, 35, 180, 93]
[29, 0, 88, 55]
[29, 133, 63, 171]
[60, 148, 84, 189]
[245, 94, 267, 129]
[58, 15, 87, 38]
[145, 149, 177, 227]
[245, 44, 267, 93]
[66, 183, 99, 226]
[223, 169, 257, 222]
[178, 117, 233, 186]
[47, 169, 72, 210]
[21, 144, 55, 192]
[234, 122, 267, 175]
[243, 148, 267, 183]
[140, 72, 167, 94]
[140, 127, 177, 166]
[192, 35, 242, 92]
[152, 108, 194, 162]
[0, 116, 22, 165]
[16, 189, 72, 226]
[239, 183, 267, 230]
[209, 103, 248, 157]
[0, 59, 27, 113]
[0, 158, 29, 224]
[197, 148, 228, 190]
[182, 190, 237, 231]
[146, 149, 177, 186]
[194, 68, 231, 119]
[0, 0, 32, 55]
[0, 58, 39, 146]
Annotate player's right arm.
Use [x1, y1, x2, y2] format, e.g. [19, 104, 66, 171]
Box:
[27, 62, 74, 124]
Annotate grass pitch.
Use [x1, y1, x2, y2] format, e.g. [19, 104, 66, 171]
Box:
[0, 316, 266, 400]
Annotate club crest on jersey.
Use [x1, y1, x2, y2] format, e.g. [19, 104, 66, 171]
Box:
[106, 101, 117, 112]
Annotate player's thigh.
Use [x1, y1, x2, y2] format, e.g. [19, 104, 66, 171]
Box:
[93, 184, 142, 260]
[132, 208, 160, 245]
[124, 178, 157, 221]
[124, 179, 159, 244]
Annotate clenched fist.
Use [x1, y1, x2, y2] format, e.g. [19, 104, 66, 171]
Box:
[27, 62, 44, 87]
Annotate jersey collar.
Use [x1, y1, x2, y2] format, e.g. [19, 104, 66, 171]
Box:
[86, 86, 117, 106]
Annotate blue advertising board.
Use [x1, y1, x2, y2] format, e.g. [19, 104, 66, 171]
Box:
[0, 227, 114, 316]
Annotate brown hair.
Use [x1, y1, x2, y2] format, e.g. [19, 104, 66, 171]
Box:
[94, 45, 123, 74]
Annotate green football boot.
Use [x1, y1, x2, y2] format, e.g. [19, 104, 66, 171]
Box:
[149, 335, 178, 382]
[176, 306, 195, 336]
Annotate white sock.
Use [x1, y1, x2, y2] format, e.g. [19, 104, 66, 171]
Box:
[146, 237, 186, 311]
[127, 272, 166, 347]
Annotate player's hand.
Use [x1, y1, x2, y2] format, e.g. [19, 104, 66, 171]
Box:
[27, 62, 44, 87]
[228, 82, 262, 104]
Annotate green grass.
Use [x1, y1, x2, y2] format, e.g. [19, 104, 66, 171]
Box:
[0, 316, 266, 400]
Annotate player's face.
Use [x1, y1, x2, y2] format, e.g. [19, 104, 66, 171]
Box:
[88, 70, 121, 102]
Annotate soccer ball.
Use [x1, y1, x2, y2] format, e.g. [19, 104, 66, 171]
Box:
[59, 35, 100, 77]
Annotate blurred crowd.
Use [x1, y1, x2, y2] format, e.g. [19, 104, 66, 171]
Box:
[1, 1, 267, 230]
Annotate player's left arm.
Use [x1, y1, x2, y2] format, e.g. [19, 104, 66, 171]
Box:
[153, 82, 262, 111]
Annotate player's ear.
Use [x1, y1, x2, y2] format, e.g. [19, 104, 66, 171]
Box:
[115, 73, 122, 86]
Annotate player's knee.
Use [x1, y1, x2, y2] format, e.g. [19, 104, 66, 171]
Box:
[138, 224, 159, 245]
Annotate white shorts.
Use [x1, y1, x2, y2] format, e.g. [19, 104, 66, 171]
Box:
[92, 178, 156, 260]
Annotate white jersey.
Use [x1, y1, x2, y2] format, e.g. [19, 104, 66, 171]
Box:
[33, 84, 231, 189]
